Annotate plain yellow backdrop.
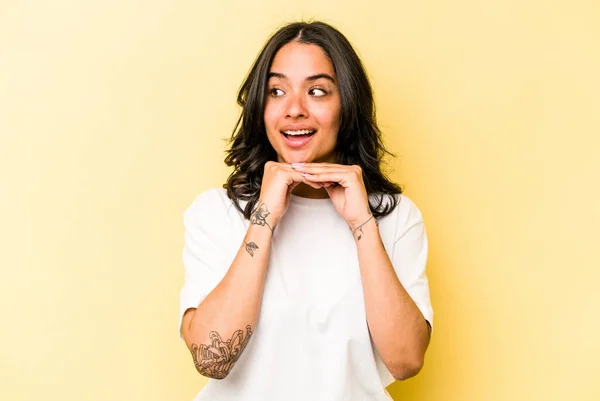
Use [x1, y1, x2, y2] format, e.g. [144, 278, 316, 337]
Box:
[1, 1, 599, 400]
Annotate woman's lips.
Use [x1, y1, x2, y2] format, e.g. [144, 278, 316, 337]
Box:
[281, 131, 316, 148]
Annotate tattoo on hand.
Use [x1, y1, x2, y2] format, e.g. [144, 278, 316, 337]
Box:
[244, 240, 259, 257]
[250, 202, 274, 233]
[190, 325, 254, 379]
[353, 215, 378, 241]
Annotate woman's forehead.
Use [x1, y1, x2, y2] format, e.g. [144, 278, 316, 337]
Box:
[269, 42, 336, 80]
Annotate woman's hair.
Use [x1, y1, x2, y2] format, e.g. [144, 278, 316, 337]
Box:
[223, 20, 403, 219]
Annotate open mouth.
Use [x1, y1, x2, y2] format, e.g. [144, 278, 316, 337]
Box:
[280, 129, 316, 148]
[281, 129, 316, 138]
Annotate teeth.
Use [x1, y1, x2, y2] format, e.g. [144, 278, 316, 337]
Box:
[283, 130, 314, 136]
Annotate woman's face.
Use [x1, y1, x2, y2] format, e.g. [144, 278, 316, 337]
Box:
[264, 42, 341, 164]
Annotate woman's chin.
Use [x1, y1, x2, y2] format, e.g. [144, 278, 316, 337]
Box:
[281, 156, 309, 164]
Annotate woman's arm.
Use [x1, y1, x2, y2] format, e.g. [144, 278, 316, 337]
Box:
[293, 163, 432, 380]
[181, 162, 319, 379]
[353, 217, 431, 381]
[181, 206, 274, 380]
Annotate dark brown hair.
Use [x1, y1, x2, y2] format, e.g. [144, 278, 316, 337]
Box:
[224, 21, 402, 219]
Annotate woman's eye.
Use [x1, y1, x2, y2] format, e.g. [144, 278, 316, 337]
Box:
[269, 88, 284, 97]
[310, 88, 327, 97]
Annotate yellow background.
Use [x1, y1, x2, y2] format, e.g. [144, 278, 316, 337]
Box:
[1, 1, 598, 400]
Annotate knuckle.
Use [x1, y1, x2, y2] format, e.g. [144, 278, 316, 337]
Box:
[275, 169, 287, 179]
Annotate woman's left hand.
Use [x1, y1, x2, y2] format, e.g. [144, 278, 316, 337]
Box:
[291, 163, 372, 230]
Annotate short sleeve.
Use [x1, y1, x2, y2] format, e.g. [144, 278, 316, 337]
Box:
[374, 196, 435, 386]
[391, 197, 434, 330]
[178, 189, 234, 339]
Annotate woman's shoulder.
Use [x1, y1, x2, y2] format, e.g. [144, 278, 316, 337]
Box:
[367, 192, 425, 248]
[184, 187, 241, 224]
[186, 187, 228, 209]
[373, 192, 425, 230]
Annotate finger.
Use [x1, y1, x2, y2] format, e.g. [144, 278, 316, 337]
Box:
[302, 172, 353, 186]
[287, 171, 323, 189]
[292, 162, 348, 170]
[274, 166, 330, 189]
[266, 162, 296, 172]
[295, 166, 349, 174]
[288, 180, 302, 193]
[270, 165, 323, 189]
[324, 184, 336, 198]
[303, 179, 324, 189]
[293, 162, 347, 168]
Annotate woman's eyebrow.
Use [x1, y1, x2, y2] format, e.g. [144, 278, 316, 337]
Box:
[267, 72, 336, 83]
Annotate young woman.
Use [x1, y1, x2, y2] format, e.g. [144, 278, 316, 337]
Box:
[179, 20, 433, 401]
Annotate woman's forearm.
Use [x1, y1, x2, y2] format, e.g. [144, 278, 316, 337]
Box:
[353, 218, 431, 381]
[181, 222, 273, 379]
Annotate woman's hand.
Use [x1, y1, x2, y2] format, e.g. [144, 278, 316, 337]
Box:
[292, 163, 372, 230]
[258, 161, 323, 229]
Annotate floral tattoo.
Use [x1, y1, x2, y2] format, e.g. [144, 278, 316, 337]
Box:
[250, 202, 274, 233]
[190, 326, 254, 379]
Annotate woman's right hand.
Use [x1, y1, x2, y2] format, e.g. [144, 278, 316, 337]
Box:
[256, 161, 323, 227]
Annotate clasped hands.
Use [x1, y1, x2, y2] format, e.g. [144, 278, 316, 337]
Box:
[291, 162, 373, 231]
[258, 161, 377, 236]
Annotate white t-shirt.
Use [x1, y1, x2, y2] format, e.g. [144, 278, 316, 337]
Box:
[179, 188, 433, 401]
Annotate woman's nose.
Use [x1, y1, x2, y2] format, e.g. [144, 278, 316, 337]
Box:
[285, 92, 308, 118]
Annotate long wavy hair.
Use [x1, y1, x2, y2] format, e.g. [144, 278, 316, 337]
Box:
[224, 21, 403, 219]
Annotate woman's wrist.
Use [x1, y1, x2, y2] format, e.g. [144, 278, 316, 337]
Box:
[349, 213, 378, 241]
[250, 200, 279, 235]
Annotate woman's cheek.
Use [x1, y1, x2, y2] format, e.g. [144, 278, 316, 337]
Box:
[263, 107, 279, 138]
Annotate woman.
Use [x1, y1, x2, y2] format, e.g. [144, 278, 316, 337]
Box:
[179, 21, 433, 400]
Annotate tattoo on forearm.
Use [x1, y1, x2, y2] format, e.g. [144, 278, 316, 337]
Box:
[353, 214, 378, 241]
[250, 202, 274, 233]
[244, 240, 259, 257]
[190, 325, 254, 379]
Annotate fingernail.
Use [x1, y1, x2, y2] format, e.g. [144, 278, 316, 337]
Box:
[291, 163, 305, 170]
